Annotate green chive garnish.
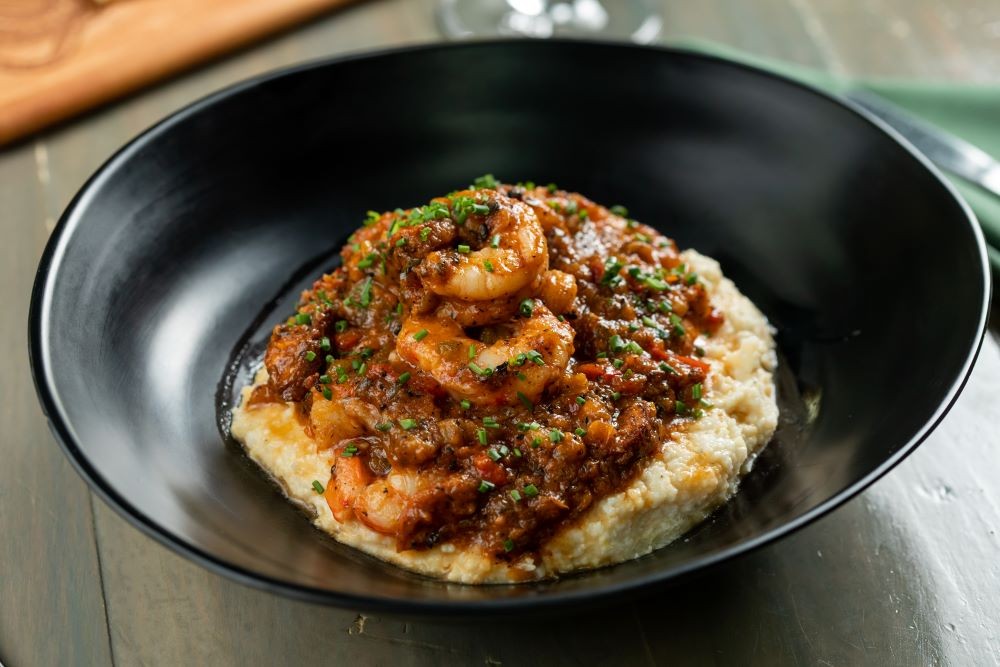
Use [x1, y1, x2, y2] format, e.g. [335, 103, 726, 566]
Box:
[575, 427, 586, 437]
[399, 418, 417, 430]
[523, 484, 539, 497]
[397, 372, 411, 385]
[413, 329, 429, 341]
[517, 392, 533, 410]
[457, 244, 471, 254]
[469, 362, 493, 377]
[576, 396, 586, 405]
[510, 490, 522, 502]
[487, 448, 501, 462]
[320, 336, 331, 351]
[478, 480, 495, 493]
[305, 351, 316, 362]
[519, 299, 534, 317]
[477, 428, 488, 445]
[484, 260, 494, 273]
[322, 387, 332, 400]
[295, 312, 311, 325]
[691, 383, 703, 400]
[460, 399, 471, 410]
[490, 234, 501, 248]
[503, 539, 515, 552]
[335, 320, 348, 332]
[549, 429, 563, 442]
[312, 480, 325, 494]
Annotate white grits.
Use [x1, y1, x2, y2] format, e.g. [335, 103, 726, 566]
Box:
[230, 249, 778, 583]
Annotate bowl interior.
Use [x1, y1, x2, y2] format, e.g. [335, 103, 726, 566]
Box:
[32, 41, 988, 611]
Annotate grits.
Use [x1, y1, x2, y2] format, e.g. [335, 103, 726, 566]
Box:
[231, 249, 777, 583]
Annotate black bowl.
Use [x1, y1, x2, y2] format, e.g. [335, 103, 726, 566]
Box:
[30, 40, 990, 614]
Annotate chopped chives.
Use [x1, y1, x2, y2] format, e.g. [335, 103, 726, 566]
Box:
[457, 244, 471, 254]
[478, 480, 495, 493]
[477, 428, 488, 445]
[490, 234, 501, 248]
[325, 354, 334, 364]
[670, 313, 686, 337]
[625, 341, 644, 355]
[304, 351, 316, 362]
[503, 539, 514, 552]
[483, 416, 500, 429]
[610, 204, 628, 217]
[691, 383, 703, 400]
[517, 392, 533, 410]
[659, 362, 678, 374]
[513, 448, 522, 457]
[487, 448, 501, 461]
[460, 400, 471, 410]
[576, 396, 586, 405]
[295, 312, 311, 325]
[609, 335, 625, 354]
[397, 372, 411, 385]
[611, 391, 621, 401]
[420, 227, 431, 241]
[395, 238, 406, 247]
[574, 427, 586, 437]
[510, 490, 522, 502]
[643, 276, 669, 291]
[356, 362, 367, 376]
[675, 400, 689, 415]
[523, 484, 539, 497]
[343, 445, 358, 457]
[399, 418, 418, 430]
[472, 203, 490, 215]
[468, 344, 477, 360]
[322, 387, 332, 400]
[613, 359, 624, 368]
[549, 429, 563, 442]
[642, 316, 657, 328]
[484, 260, 494, 273]
[376, 422, 392, 431]
[319, 374, 332, 384]
[413, 329, 429, 341]
[519, 299, 535, 317]
[525, 350, 544, 365]
[320, 336, 331, 351]
[468, 362, 493, 377]
[531, 437, 541, 448]
[312, 480, 325, 494]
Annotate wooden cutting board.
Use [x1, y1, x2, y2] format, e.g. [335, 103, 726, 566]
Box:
[0, 0, 358, 146]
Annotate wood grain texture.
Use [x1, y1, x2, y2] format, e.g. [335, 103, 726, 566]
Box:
[0, 144, 113, 667]
[0, 0, 360, 146]
[2, 0, 999, 664]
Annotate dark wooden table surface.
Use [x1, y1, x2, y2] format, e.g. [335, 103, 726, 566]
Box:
[2, 1, 999, 664]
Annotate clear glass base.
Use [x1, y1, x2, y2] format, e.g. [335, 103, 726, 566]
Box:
[437, 0, 663, 44]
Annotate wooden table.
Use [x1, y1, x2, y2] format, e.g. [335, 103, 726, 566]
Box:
[2, 1, 998, 664]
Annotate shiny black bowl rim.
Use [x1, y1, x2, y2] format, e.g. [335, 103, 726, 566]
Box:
[28, 39, 992, 615]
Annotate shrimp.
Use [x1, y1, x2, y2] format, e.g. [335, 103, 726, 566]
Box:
[325, 455, 420, 537]
[396, 304, 574, 406]
[415, 191, 548, 301]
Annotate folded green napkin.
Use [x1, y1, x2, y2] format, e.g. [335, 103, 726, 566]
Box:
[676, 40, 1000, 274]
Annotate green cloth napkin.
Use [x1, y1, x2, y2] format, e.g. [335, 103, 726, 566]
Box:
[676, 40, 1000, 274]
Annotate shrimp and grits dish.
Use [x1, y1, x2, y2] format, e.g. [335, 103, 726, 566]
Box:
[231, 177, 778, 583]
